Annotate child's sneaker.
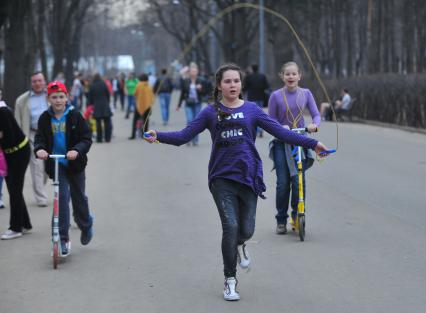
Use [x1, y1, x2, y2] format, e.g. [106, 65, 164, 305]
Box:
[237, 244, 251, 269]
[223, 277, 240, 301]
[61, 240, 71, 257]
[1, 229, 23, 240]
[81, 227, 93, 245]
[276, 224, 287, 234]
[81, 215, 94, 245]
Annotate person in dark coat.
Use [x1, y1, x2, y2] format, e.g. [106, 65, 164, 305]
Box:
[243, 64, 270, 137]
[88, 73, 112, 143]
[0, 101, 32, 240]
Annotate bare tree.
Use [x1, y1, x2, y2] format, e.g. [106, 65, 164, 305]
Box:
[3, 0, 37, 110]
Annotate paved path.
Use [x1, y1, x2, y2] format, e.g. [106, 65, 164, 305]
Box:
[1, 94, 425, 313]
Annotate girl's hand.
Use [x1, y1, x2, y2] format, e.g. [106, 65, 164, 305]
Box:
[282, 124, 290, 130]
[36, 149, 49, 160]
[307, 123, 318, 133]
[67, 150, 79, 160]
[314, 142, 330, 157]
[143, 130, 158, 143]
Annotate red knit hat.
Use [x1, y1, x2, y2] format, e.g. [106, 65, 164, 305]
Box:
[47, 81, 68, 96]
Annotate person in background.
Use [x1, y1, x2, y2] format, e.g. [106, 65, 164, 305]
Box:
[70, 71, 83, 111]
[14, 72, 49, 207]
[129, 73, 154, 139]
[0, 89, 4, 209]
[243, 64, 270, 138]
[0, 100, 31, 239]
[177, 63, 205, 146]
[0, 176, 4, 209]
[112, 74, 125, 110]
[320, 88, 351, 121]
[88, 73, 112, 143]
[153, 68, 174, 126]
[124, 72, 139, 119]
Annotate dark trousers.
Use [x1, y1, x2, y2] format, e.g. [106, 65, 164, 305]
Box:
[4, 143, 31, 232]
[57, 165, 92, 241]
[96, 117, 112, 143]
[272, 142, 306, 224]
[113, 91, 125, 110]
[130, 109, 150, 138]
[209, 178, 257, 278]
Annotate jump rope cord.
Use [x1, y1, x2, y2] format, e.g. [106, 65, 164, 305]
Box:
[143, 3, 339, 152]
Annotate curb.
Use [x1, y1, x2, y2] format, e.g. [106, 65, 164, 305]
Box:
[341, 117, 426, 135]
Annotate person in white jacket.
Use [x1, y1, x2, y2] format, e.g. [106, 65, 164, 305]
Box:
[14, 72, 49, 207]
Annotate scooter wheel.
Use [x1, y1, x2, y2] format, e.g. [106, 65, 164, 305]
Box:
[298, 215, 305, 242]
[53, 242, 59, 269]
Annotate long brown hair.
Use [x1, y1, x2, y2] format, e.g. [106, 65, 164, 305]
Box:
[212, 63, 244, 121]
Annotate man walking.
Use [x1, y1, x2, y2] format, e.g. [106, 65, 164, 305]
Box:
[243, 64, 270, 137]
[15, 72, 49, 206]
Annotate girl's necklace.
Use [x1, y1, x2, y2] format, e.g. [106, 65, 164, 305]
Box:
[283, 87, 304, 128]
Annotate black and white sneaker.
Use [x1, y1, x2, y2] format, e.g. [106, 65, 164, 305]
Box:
[223, 277, 240, 301]
[237, 244, 251, 269]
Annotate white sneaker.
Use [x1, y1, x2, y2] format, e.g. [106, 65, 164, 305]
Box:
[223, 277, 240, 301]
[237, 244, 251, 269]
[1, 230, 23, 240]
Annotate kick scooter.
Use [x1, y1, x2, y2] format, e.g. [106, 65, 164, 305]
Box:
[49, 154, 66, 269]
[290, 128, 335, 241]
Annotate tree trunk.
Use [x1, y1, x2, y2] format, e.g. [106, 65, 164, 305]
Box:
[37, 0, 48, 79]
[3, 0, 36, 110]
[344, 0, 354, 76]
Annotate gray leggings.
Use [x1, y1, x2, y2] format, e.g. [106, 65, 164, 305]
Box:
[209, 178, 257, 278]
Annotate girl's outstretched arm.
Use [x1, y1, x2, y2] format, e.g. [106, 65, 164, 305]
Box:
[144, 107, 209, 146]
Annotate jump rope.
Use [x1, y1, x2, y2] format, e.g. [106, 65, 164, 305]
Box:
[143, 2, 339, 156]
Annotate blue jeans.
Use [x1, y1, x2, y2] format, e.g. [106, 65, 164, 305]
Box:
[184, 102, 202, 145]
[272, 141, 306, 224]
[159, 92, 171, 124]
[126, 95, 135, 118]
[209, 178, 257, 278]
[71, 96, 81, 111]
[57, 165, 92, 241]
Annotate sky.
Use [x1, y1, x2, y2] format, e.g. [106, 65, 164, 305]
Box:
[100, 0, 150, 28]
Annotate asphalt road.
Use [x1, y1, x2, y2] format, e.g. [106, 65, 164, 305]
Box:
[1, 95, 425, 313]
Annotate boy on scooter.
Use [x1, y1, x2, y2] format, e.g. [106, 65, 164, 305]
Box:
[34, 81, 93, 256]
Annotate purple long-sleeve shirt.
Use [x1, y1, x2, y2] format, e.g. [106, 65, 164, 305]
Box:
[268, 87, 321, 128]
[156, 101, 318, 197]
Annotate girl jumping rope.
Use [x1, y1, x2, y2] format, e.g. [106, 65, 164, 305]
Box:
[268, 61, 321, 234]
[144, 63, 330, 301]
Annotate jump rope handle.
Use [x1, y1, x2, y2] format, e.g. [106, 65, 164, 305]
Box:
[319, 149, 336, 156]
[143, 132, 160, 144]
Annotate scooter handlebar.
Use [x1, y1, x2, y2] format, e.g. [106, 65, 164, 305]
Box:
[49, 154, 66, 159]
[291, 127, 318, 134]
